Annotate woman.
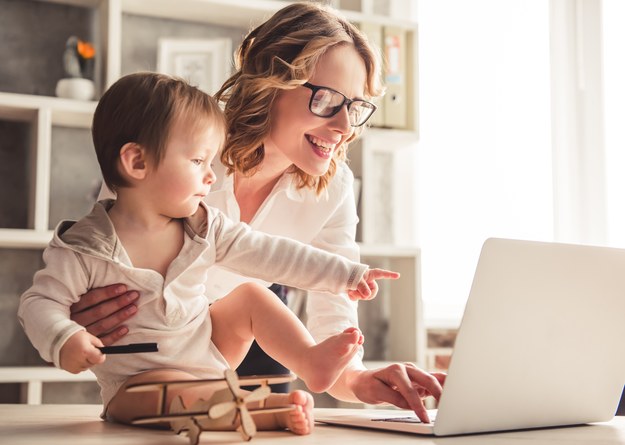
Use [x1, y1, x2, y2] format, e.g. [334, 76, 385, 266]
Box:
[71, 2, 444, 423]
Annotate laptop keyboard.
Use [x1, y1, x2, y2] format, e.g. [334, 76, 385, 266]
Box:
[371, 415, 436, 424]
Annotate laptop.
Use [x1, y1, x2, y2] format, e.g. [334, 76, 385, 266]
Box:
[317, 238, 625, 435]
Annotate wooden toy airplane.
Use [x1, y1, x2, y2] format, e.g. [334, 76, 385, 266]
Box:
[127, 369, 297, 444]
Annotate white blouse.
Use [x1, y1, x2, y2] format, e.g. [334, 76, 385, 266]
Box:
[204, 160, 362, 345]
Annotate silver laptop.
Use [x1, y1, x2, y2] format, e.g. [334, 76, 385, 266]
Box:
[317, 238, 625, 435]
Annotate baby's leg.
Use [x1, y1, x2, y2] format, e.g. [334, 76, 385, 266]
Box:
[210, 282, 363, 393]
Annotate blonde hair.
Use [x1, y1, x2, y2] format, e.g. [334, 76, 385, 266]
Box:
[215, 2, 383, 195]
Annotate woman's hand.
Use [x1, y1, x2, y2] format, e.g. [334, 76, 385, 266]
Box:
[347, 268, 400, 301]
[349, 363, 446, 423]
[70, 284, 139, 346]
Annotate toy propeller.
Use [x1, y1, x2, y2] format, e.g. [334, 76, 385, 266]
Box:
[208, 369, 271, 440]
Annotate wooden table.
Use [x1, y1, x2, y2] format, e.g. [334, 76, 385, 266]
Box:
[1, 404, 624, 445]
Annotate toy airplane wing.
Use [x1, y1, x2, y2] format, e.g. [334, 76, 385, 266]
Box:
[132, 410, 216, 425]
[132, 404, 297, 425]
[125, 373, 296, 393]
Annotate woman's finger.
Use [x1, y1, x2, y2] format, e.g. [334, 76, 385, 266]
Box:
[404, 364, 444, 401]
[377, 364, 431, 423]
[71, 291, 139, 334]
[71, 284, 128, 313]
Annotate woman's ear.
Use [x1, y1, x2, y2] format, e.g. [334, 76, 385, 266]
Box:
[119, 143, 148, 181]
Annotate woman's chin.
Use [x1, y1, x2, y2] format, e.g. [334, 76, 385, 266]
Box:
[298, 159, 332, 177]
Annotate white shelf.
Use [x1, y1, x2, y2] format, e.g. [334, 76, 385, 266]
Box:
[0, 92, 96, 128]
[365, 127, 419, 142]
[0, 366, 97, 405]
[121, 0, 283, 28]
[37, 0, 419, 29]
[36, 0, 101, 7]
[122, 0, 419, 29]
[0, 366, 96, 384]
[0, 230, 54, 249]
[359, 243, 419, 258]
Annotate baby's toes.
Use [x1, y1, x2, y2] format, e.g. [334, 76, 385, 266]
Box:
[288, 409, 311, 435]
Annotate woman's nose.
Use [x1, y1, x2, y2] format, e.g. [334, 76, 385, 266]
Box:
[330, 104, 352, 134]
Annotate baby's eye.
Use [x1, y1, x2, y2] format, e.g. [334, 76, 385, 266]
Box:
[191, 159, 204, 165]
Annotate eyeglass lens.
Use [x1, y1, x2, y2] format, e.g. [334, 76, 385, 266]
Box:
[310, 88, 375, 126]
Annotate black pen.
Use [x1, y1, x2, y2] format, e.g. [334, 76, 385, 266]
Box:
[98, 343, 158, 354]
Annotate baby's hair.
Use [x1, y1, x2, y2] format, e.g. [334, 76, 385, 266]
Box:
[215, 2, 383, 195]
[92, 72, 225, 191]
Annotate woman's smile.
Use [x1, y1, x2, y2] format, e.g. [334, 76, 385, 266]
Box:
[306, 134, 337, 159]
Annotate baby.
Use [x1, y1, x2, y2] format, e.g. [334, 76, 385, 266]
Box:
[19, 72, 399, 435]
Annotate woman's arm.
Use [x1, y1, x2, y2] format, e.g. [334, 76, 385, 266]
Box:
[69, 284, 139, 345]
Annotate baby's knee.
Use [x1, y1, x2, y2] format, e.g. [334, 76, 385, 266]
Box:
[233, 282, 275, 302]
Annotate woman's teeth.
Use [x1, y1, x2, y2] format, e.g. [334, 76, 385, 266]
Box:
[308, 135, 336, 153]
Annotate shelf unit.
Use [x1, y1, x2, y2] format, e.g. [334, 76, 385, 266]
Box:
[0, 92, 96, 248]
[1, 0, 423, 366]
[359, 244, 425, 365]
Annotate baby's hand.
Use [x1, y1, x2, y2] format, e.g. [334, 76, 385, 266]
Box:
[347, 268, 400, 301]
[59, 330, 105, 374]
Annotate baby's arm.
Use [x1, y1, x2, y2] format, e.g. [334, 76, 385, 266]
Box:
[209, 208, 398, 297]
[18, 244, 93, 368]
[59, 330, 105, 374]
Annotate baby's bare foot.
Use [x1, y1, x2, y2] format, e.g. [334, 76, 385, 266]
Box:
[302, 327, 364, 393]
[275, 390, 314, 435]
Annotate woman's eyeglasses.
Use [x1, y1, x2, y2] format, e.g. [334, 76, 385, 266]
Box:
[302, 82, 377, 127]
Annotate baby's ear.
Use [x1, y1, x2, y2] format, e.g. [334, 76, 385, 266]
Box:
[119, 142, 148, 180]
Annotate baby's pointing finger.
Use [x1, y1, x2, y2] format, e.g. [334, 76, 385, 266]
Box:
[368, 269, 401, 280]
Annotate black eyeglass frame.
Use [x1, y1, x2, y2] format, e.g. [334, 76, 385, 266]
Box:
[302, 82, 377, 127]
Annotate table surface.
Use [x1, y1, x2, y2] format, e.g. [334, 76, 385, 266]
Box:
[1, 404, 625, 445]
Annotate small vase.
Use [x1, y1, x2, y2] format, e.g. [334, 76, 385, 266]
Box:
[55, 78, 95, 101]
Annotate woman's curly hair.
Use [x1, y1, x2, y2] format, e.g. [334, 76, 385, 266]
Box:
[214, 2, 383, 195]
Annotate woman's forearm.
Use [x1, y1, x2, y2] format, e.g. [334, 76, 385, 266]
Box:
[326, 359, 368, 402]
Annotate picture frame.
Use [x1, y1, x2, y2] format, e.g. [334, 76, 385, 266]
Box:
[157, 38, 232, 94]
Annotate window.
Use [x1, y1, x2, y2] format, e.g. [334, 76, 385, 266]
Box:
[604, 0, 625, 247]
[417, 0, 552, 325]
